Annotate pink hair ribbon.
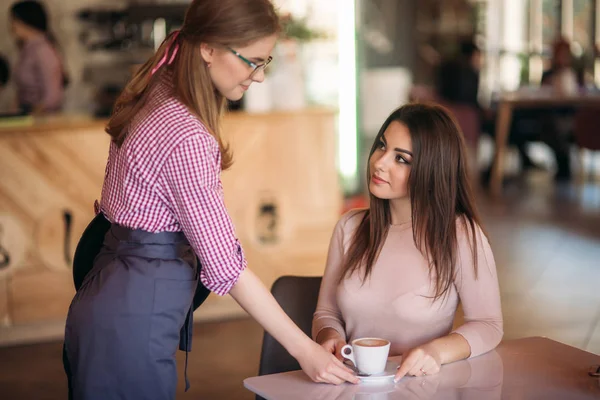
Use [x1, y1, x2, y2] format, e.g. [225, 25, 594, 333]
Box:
[151, 30, 181, 75]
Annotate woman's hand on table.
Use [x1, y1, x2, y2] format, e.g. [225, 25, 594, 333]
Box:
[394, 342, 442, 382]
[316, 328, 347, 361]
[395, 333, 472, 382]
[297, 341, 359, 385]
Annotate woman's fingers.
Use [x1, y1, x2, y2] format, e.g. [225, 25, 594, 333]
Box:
[331, 358, 360, 383]
[395, 350, 422, 381]
[334, 340, 347, 361]
[318, 372, 345, 385]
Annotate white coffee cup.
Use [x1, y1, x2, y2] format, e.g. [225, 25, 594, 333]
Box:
[341, 337, 390, 375]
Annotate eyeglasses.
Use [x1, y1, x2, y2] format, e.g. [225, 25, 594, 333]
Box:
[227, 47, 272, 78]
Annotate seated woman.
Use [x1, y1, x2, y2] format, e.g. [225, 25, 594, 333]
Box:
[312, 103, 503, 382]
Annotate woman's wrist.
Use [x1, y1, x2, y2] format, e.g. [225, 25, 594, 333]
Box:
[288, 335, 318, 359]
[427, 333, 471, 365]
[315, 327, 343, 345]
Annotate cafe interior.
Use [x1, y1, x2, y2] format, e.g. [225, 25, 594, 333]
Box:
[0, 0, 599, 398]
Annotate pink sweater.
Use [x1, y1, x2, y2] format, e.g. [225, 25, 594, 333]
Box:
[312, 210, 503, 358]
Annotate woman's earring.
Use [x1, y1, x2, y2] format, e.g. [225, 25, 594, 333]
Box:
[207, 62, 212, 68]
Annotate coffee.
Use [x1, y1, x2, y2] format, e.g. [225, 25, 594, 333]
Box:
[354, 338, 389, 347]
[342, 337, 391, 376]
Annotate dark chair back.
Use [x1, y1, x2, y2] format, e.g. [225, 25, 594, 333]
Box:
[257, 276, 323, 376]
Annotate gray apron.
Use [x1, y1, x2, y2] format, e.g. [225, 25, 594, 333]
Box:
[63, 214, 211, 399]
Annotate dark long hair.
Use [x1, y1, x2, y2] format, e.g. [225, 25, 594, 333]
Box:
[11, 0, 69, 87]
[342, 103, 487, 301]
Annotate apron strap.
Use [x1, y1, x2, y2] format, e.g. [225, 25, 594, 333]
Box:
[72, 213, 111, 291]
[180, 306, 194, 391]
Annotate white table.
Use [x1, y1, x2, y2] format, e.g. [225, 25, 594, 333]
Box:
[244, 337, 600, 399]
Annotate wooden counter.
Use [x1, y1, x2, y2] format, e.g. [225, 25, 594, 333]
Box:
[0, 110, 342, 345]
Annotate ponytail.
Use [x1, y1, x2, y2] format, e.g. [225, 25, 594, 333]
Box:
[106, 31, 179, 146]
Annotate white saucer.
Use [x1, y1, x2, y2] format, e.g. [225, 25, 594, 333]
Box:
[357, 361, 399, 384]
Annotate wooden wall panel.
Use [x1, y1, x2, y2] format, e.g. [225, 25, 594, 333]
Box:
[0, 110, 342, 344]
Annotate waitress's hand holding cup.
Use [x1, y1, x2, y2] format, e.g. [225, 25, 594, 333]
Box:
[341, 338, 390, 375]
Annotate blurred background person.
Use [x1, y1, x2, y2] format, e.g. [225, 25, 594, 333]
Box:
[542, 37, 584, 90]
[435, 39, 482, 114]
[537, 37, 584, 181]
[9, 0, 67, 115]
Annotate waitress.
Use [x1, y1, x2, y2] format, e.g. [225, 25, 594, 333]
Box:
[10, 0, 66, 114]
[63, 0, 358, 398]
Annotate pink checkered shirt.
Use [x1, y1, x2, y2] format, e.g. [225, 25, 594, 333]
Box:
[99, 74, 246, 296]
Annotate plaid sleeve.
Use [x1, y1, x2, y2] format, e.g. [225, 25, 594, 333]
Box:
[160, 134, 247, 295]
